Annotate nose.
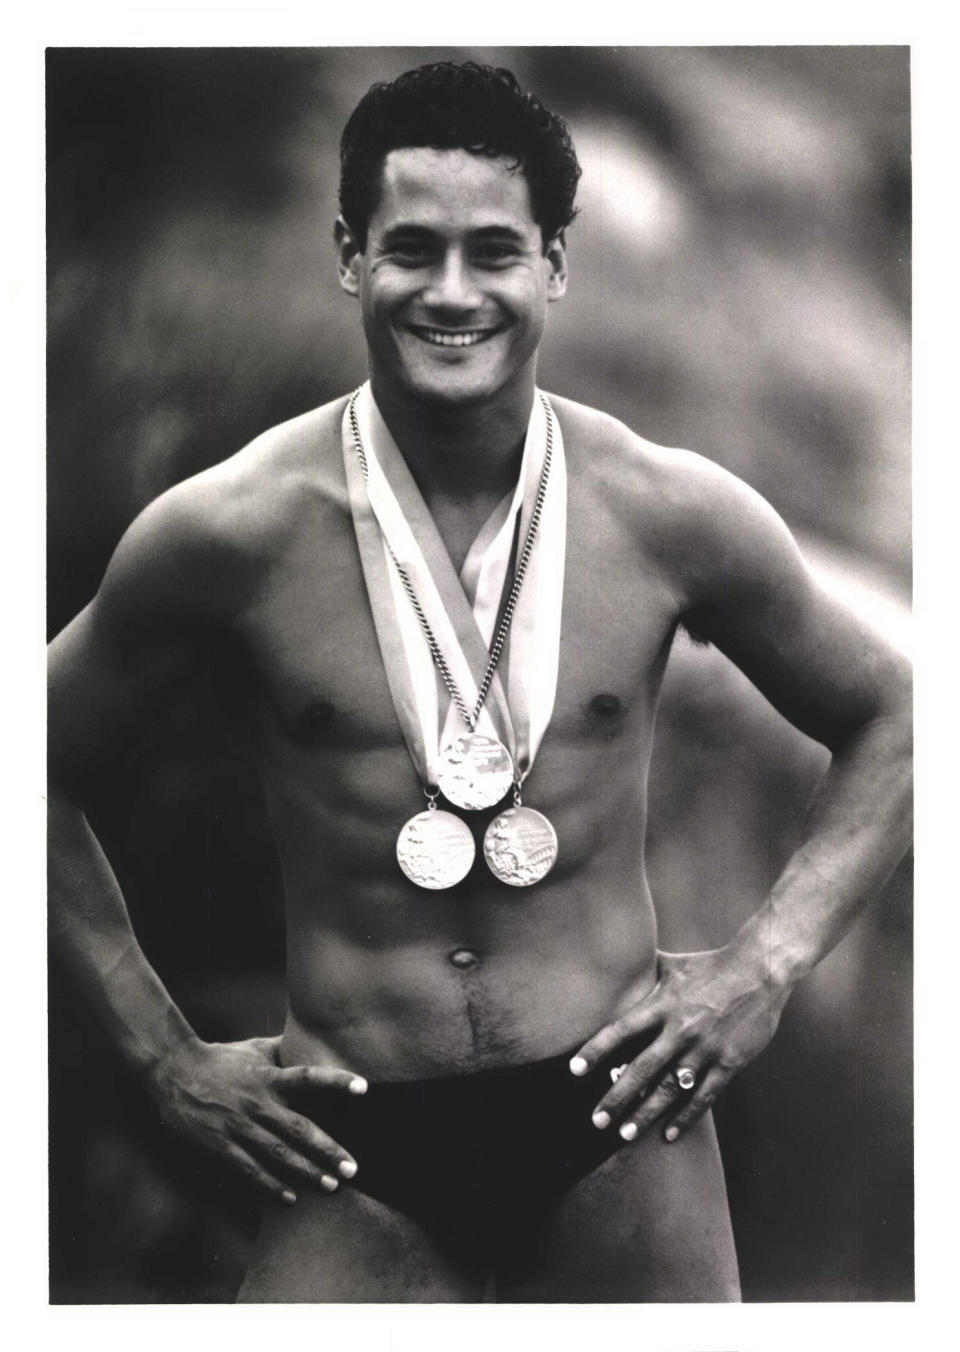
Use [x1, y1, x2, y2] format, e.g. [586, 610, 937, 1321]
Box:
[421, 249, 483, 312]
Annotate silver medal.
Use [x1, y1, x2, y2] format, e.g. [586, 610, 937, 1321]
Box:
[436, 732, 515, 811]
[396, 808, 476, 890]
[483, 805, 558, 887]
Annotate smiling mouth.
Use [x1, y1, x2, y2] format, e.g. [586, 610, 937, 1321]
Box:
[409, 326, 500, 348]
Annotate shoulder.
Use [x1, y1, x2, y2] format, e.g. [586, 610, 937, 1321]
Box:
[548, 392, 765, 518]
[171, 392, 351, 550]
[99, 393, 353, 625]
[546, 392, 794, 599]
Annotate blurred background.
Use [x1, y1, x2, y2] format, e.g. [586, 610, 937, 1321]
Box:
[46, 46, 912, 1303]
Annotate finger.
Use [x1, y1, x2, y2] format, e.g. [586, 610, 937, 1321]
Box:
[254, 1107, 360, 1180]
[243, 1123, 347, 1192]
[614, 1066, 695, 1142]
[273, 1063, 369, 1097]
[242, 1035, 283, 1062]
[252, 1108, 359, 1180]
[568, 1002, 663, 1077]
[222, 1141, 300, 1205]
[588, 1033, 676, 1128]
[662, 1067, 728, 1143]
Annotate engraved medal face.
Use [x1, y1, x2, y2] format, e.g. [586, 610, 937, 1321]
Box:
[396, 809, 476, 890]
[483, 806, 558, 887]
[436, 733, 515, 811]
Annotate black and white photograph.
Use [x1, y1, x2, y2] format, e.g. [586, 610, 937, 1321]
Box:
[43, 38, 918, 1323]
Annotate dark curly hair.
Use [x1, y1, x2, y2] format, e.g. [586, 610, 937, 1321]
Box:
[339, 61, 581, 252]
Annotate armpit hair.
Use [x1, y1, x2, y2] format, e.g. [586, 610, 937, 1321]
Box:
[677, 612, 712, 648]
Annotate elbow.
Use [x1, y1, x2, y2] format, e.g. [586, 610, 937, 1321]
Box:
[827, 652, 913, 757]
[48, 751, 96, 815]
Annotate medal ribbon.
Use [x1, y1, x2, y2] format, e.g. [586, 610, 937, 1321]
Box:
[341, 381, 566, 792]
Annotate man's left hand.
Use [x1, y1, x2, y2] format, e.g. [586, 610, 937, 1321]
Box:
[570, 947, 791, 1143]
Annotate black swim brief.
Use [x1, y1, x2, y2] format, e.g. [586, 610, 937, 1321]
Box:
[290, 1049, 624, 1265]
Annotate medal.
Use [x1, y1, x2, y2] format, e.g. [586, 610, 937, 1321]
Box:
[483, 805, 558, 887]
[396, 807, 476, 890]
[343, 384, 566, 892]
[436, 732, 515, 810]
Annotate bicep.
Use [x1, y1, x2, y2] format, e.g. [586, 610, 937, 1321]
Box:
[678, 476, 910, 750]
[48, 496, 219, 797]
[48, 604, 201, 796]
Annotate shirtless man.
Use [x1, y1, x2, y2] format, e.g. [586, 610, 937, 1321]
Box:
[48, 62, 912, 1302]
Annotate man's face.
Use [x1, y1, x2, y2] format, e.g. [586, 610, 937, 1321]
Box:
[337, 147, 567, 407]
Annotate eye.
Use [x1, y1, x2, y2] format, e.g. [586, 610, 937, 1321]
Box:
[472, 242, 520, 267]
[387, 240, 434, 266]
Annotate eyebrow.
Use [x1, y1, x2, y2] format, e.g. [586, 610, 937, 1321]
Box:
[471, 226, 528, 242]
[379, 223, 529, 244]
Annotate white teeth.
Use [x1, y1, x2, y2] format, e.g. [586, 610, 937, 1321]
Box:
[417, 329, 491, 347]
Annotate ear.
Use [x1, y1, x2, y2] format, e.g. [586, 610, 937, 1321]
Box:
[544, 235, 568, 302]
[335, 216, 363, 297]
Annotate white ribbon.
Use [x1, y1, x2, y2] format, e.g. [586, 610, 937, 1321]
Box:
[342, 381, 566, 794]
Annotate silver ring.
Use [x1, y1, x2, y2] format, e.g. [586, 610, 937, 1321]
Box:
[675, 1065, 696, 1092]
[609, 1063, 629, 1084]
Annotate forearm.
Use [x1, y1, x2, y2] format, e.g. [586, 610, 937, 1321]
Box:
[731, 706, 913, 994]
[575, 688, 912, 1146]
[48, 790, 201, 1077]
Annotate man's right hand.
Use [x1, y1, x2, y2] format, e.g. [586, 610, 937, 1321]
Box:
[145, 1034, 367, 1205]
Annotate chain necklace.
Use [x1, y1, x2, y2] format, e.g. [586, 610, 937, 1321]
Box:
[348, 389, 553, 742]
[346, 387, 561, 891]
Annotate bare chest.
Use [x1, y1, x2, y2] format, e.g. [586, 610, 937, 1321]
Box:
[232, 475, 680, 761]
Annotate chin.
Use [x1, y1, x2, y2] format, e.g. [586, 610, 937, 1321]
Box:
[405, 354, 536, 410]
[399, 366, 506, 408]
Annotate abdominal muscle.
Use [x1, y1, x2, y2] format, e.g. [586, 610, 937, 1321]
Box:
[266, 730, 661, 1083]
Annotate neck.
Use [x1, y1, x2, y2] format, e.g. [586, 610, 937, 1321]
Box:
[369, 370, 537, 502]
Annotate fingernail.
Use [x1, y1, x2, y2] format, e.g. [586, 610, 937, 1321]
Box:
[349, 1076, 368, 1095]
[592, 1110, 611, 1130]
[338, 1159, 358, 1179]
[569, 1056, 588, 1077]
[320, 1175, 339, 1192]
[619, 1122, 638, 1141]
[665, 1126, 679, 1142]
[282, 1189, 297, 1205]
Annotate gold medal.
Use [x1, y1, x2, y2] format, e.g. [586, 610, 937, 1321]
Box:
[347, 391, 563, 892]
[483, 806, 558, 887]
[396, 808, 475, 890]
[436, 732, 515, 811]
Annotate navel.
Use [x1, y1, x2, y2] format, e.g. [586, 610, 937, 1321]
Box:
[449, 948, 479, 971]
